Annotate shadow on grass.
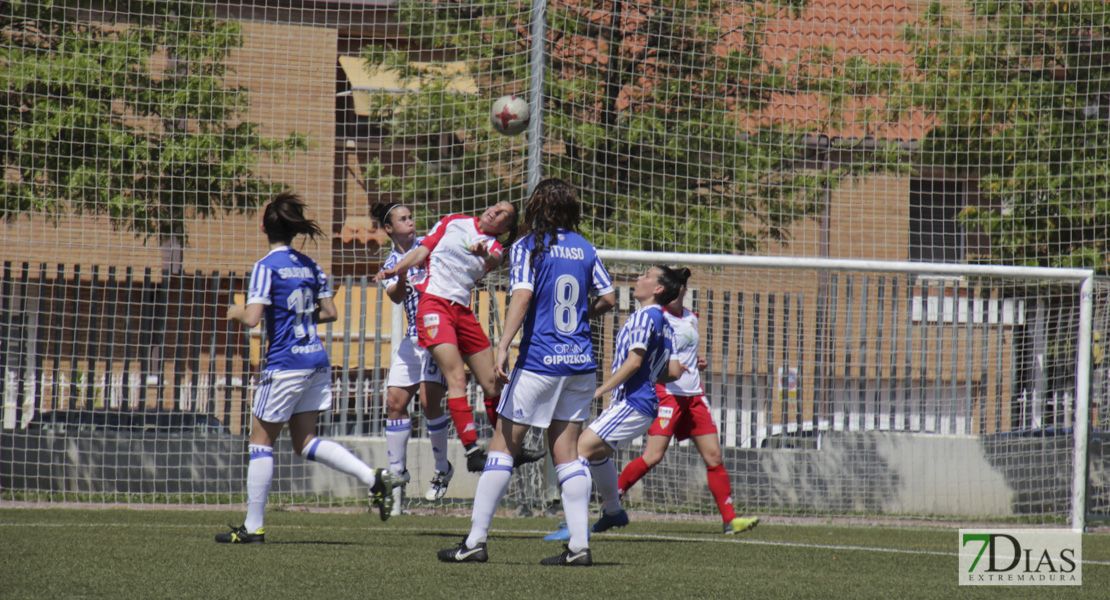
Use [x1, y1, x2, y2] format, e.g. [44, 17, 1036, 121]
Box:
[413, 530, 694, 544]
[263, 541, 358, 546]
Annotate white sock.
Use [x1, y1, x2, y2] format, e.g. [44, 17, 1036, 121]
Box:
[465, 451, 513, 548]
[244, 444, 273, 533]
[557, 458, 592, 553]
[386, 418, 411, 476]
[303, 438, 376, 487]
[427, 415, 451, 473]
[590, 456, 623, 515]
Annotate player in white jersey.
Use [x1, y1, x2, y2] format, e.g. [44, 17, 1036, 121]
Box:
[437, 178, 615, 565]
[216, 192, 392, 544]
[374, 202, 536, 473]
[371, 202, 453, 512]
[615, 269, 759, 535]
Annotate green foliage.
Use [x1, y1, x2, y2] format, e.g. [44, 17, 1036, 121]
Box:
[895, 0, 1110, 273]
[360, 0, 901, 253]
[1, 0, 308, 242]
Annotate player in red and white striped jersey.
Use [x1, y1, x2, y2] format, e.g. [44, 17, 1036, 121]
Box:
[375, 202, 520, 472]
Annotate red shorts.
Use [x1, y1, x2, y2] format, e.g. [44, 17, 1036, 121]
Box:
[648, 384, 718, 441]
[416, 294, 491, 356]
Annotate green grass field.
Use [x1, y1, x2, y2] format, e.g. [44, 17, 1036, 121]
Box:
[2, 508, 1107, 599]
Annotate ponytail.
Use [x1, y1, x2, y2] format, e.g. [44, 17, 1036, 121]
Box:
[653, 266, 691, 306]
[264, 191, 324, 245]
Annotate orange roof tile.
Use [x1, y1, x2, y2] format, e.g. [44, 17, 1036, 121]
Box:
[548, 0, 932, 141]
[722, 0, 931, 140]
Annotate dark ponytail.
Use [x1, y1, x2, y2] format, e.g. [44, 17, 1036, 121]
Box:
[653, 266, 691, 306]
[264, 191, 324, 245]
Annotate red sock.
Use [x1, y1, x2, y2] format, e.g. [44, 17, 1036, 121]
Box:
[707, 464, 737, 522]
[617, 457, 651, 500]
[447, 396, 478, 447]
[484, 396, 499, 429]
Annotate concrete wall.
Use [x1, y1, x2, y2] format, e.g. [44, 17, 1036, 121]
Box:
[0, 430, 483, 501]
[2, 429, 1085, 521]
[621, 431, 1076, 519]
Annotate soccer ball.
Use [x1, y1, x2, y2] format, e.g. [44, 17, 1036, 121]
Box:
[490, 95, 529, 136]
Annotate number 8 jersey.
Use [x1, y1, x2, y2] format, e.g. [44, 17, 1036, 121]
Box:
[509, 229, 614, 375]
[247, 246, 332, 370]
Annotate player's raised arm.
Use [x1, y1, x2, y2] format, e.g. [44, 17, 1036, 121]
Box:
[468, 239, 504, 271]
[374, 245, 429, 283]
[383, 269, 408, 304]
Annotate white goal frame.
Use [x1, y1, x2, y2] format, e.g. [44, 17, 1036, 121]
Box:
[597, 250, 1095, 532]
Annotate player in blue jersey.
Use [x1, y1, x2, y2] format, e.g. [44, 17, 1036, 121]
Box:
[616, 269, 759, 535]
[546, 266, 687, 565]
[372, 201, 453, 509]
[438, 178, 616, 565]
[216, 192, 392, 544]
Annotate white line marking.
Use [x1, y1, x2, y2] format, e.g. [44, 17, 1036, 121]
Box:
[5, 521, 1109, 566]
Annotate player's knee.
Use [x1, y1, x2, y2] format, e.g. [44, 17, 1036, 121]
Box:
[479, 379, 500, 398]
[702, 451, 723, 468]
[291, 435, 316, 457]
[385, 394, 409, 417]
[443, 371, 468, 392]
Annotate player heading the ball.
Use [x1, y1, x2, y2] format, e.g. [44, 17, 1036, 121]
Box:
[374, 201, 543, 474]
[438, 178, 615, 565]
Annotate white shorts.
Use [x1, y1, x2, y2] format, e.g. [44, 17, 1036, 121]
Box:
[587, 399, 655, 449]
[386, 336, 447, 389]
[253, 367, 332, 423]
[498, 369, 594, 428]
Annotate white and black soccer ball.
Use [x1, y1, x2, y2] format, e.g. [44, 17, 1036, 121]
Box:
[489, 94, 529, 136]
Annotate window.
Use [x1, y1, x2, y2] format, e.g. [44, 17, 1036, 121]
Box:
[909, 178, 964, 263]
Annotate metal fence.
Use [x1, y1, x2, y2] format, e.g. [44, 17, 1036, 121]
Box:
[1, 262, 1104, 447]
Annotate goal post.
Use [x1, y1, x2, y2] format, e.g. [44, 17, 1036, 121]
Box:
[591, 250, 1097, 530]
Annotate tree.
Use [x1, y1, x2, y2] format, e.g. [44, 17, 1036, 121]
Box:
[896, 0, 1110, 273]
[1, 0, 307, 262]
[361, 0, 900, 254]
[893, 1, 1110, 427]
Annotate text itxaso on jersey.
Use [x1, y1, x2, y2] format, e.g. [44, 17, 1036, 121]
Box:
[509, 229, 614, 376]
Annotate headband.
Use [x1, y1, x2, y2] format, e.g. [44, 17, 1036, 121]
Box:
[382, 203, 404, 225]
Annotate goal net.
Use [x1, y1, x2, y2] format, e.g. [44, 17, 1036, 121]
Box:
[588, 253, 1101, 527]
[2, 0, 1110, 529]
